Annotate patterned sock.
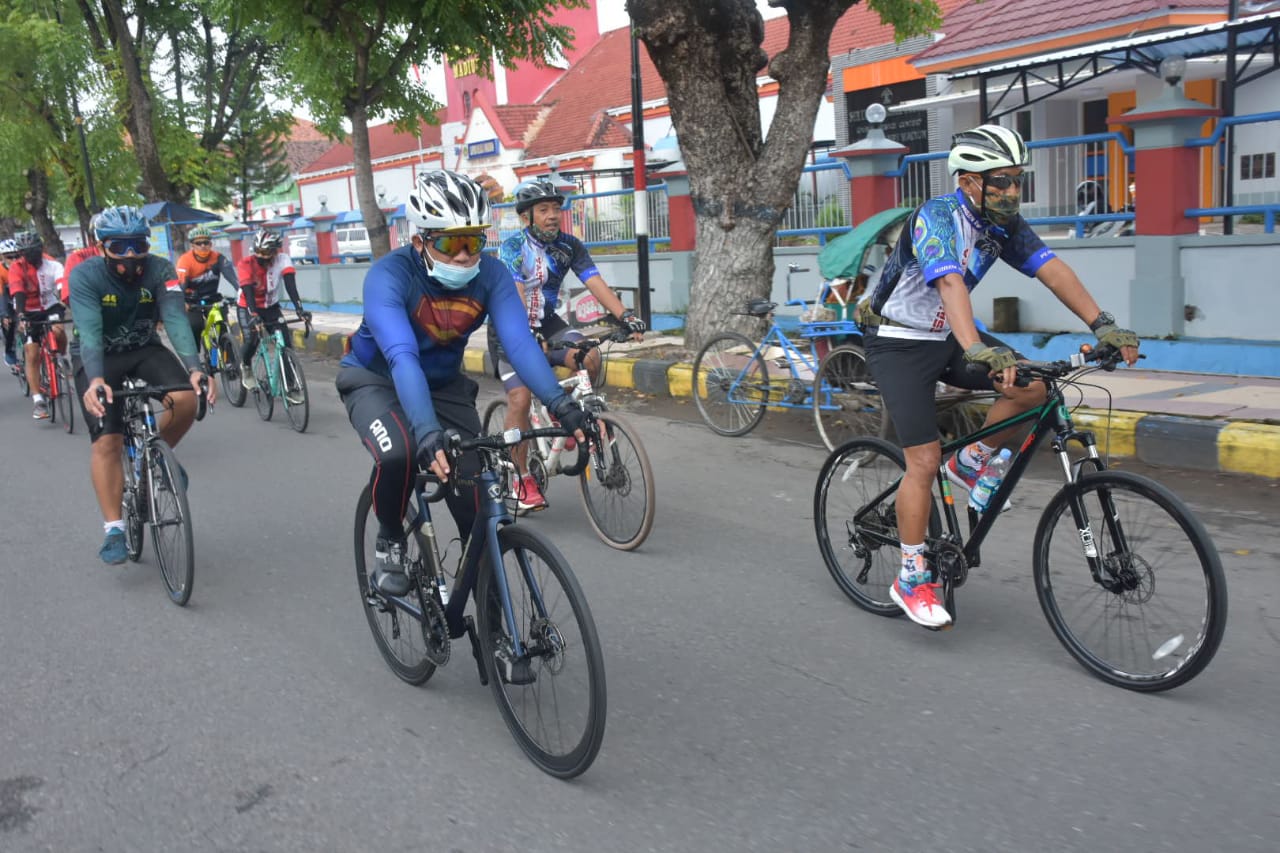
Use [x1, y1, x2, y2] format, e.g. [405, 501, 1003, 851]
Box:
[959, 440, 995, 471]
[898, 543, 930, 587]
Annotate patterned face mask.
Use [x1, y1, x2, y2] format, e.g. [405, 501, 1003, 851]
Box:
[982, 185, 1021, 224]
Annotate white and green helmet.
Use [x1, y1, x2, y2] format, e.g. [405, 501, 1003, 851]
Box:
[948, 124, 1031, 174]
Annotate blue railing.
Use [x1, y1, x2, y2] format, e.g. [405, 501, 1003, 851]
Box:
[1185, 112, 1280, 231]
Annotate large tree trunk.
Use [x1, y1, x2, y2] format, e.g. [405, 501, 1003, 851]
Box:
[349, 103, 391, 259]
[24, 168, 67, 258]
[630, 0, 852, 349]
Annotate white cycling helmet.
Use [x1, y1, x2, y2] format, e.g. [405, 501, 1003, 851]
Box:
[948, 124, 1030, 174]
[0, 238, 16, 256]
[406, 170, 491, 232]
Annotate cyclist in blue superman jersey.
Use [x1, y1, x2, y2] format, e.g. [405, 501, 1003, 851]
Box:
[336, 170, 588, 597]
[488, 178, 645, 512]
[859, 125, 1140, 629]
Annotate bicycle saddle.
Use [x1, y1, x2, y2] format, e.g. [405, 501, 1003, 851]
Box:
[745, 299, 777, 317]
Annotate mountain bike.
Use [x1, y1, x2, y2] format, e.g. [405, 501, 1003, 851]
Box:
[481, 328, 656, 550]
[353, 426, 607, 778]
[26, 315, 76, 433]
[247, 313, 312, 432]
[98, 378, 209, 607]
[192, 296, 243, 407]
[814, 345, 1226, 692]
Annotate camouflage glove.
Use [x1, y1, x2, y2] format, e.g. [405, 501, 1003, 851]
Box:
[1089, 312, 1139, 350]
[963, 341, 1018, 372]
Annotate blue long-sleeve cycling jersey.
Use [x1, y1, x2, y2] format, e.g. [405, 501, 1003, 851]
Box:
[341, 245, 565, 442]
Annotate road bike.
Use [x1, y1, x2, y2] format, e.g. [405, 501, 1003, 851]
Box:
[246, 313, 312, 432]
[813, 345, 1226, 691]
[481, 328, 656, 550]
[26, 315, 76, 433]
[99, 378, 208, 607]
[191, 296, 243, 407]
[353, 425, 607, 778]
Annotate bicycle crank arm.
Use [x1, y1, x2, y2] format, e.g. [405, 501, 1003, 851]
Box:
[464, 615, 488, 686]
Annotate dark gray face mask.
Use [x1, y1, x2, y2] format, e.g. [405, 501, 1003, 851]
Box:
[110, 255, 147, 284]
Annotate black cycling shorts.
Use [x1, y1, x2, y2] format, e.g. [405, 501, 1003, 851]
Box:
[21, 304, 68, 345]
[73, 343, 191, 441]
[864, 329, 1021, 448]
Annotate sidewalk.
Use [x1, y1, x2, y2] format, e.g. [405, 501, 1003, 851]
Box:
[296, 309, 1280, 480]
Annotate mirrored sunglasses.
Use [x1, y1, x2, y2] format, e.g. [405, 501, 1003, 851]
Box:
[426, 233, 487, 256]
[984, 173, 1026, 190]
[104, 237, 150, 256]
[191, 239, 212, 247]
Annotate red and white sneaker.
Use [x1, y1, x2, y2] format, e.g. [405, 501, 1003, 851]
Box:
[889, 576, 952, 628]
[515, 474, 548, 514]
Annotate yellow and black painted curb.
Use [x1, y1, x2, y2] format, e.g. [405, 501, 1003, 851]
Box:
[297, 331, 1280, 480]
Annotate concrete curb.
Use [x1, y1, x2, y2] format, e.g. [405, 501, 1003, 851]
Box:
[296, 331, 1280, 480]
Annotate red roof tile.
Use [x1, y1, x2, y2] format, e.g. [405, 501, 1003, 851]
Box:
[490, 103, 552, 147]
[300, 120, 443, 174]
[525, 3, 976, 158]
[914, 0, 1228, 66]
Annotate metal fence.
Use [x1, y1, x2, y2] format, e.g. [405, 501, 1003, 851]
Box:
[485, 185, 671, 251]
[1188, 111, 1280, 234]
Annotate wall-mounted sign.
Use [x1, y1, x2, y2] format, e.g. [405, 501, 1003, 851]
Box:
[467, 138, 499, 158]
[451, 56, 480, 78]
[846, 79, 929, 154]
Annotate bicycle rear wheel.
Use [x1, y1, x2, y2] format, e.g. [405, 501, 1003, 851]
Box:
[55, 357, 75, 433]
[812, 344, 889, 451]
[815, 437, 940, 615]
[477, 525, 606, 778]
[692, 332, 769, 436]
[252, 353, 273, 420]
[578, 412, 655, 550]
[281, 349, 310, 433]
[147, 440, 194, 606]
[219, 334, 247, 407]
[1033, 470, 1227, 692]
[353, 484, 437, 685]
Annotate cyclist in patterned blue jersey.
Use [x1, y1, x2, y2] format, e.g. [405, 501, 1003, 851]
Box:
[488, 178, 645, 511]
[336, 170, 588, 597]
[859, 125, 1140, 628]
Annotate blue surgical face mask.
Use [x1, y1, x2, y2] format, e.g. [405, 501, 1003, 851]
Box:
[427, 256, 480, 290]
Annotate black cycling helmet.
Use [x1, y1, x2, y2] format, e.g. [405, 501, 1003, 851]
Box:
[514, 178, 565, 216]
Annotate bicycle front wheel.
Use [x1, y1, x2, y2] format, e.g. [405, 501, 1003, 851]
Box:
[812, 344, 889, 451]
[121, 443, 144, 562]
[219, 334, 247, 408]
[692, 332, 769, 436]
[353, 484, 437, 685]
[578, 412, 655, 550]
[55, 357, 75, 433]
[815, 437, 939, 615]
[1034, 470, 1227, 692]
[477, 525, 606, 778]
[147, 440, 194, 606]
[281, 349, 310, 433]
[252, 353, 273, 421]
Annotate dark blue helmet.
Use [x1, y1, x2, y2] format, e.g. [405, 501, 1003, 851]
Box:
[95, 206, 150, 239]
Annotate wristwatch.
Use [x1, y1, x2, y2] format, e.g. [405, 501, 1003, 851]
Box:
[1089, 311, 1115, 332]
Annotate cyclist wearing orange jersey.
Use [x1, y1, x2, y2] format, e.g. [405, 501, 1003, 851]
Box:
[58, 213, 104, 304]
[176, 224, 238, 353]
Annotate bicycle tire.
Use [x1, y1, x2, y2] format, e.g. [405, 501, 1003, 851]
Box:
[692, 331, 769, 437]
[476, 525, 606, 778]
[353, 484, 437, 685]
[121, 443, 145, 562]
[55, 358, 75, 433]
[252, 352, 273, 421]
[577, 412, 655, 550]
[147, 440, 195, 606]
[812, 344, 890, 451]
[814, 437, 940, 616]
[219, 334, 247, 407]
[1033, 470, 1227, 692]
[281, 349, 310, 433]
[14, 343, 29, 397]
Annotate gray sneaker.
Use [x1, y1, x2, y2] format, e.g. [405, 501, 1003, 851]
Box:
[32, 399, 50, 420]
[241, 368, 258, 391]
[372, 538, 411, 597]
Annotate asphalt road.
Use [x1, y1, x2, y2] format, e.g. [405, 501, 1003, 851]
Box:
[2, 354, 1277, 853]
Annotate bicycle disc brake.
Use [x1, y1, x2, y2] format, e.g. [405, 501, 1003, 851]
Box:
[528, 617, 566, 676]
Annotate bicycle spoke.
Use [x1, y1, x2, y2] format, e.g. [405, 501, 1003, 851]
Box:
[693, 332, 769, 437]
[578, 413, 655, 550]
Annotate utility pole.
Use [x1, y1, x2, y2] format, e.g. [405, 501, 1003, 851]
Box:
[1224, 0, 1238, 235]
[629, 19, 653, 328]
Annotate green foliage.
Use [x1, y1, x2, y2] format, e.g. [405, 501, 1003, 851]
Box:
[867, 0, 944, 43]
[201, 104, 295, 220]
[815, 196, 847, 229]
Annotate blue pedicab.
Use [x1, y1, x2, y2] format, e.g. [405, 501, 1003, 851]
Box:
[691, 208, 911, 450]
